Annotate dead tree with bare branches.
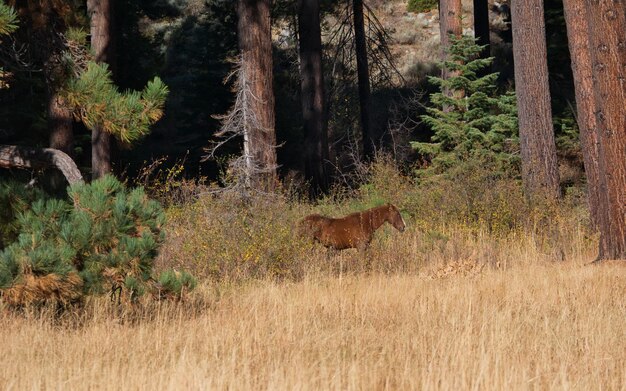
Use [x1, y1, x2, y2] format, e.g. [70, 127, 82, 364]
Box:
[235, 0, 278, 191]
[203, 57, 278, 195]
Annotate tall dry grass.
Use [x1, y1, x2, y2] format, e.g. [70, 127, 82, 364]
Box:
[1, 255, 624, 390]
[2, 160, 624, 390]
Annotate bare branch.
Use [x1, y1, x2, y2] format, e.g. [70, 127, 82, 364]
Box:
[0, 144, 84, 185]
[203, 55, 279, 196]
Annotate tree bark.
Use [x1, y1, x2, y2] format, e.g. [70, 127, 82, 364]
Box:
[87, 0, 113, 179]
[353, 0, 374, 160]
[298, 0, 329, 196]
[439, 0, 464, 103]
[510, 0, 560, 200]
[237, 0, 278, 190]
[439, 0, 463, 79]
[48, 92, 74, 155]
[585, 0, 626, 260]
[0, 145, 84, 185]
[473, 0, 490, 61]
[562, 0, 602, 230]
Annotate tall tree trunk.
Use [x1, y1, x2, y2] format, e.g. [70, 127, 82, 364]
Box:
[298, 0, 329, 196]
[473, 0, 490, 61]
[48, 92, 73, 155]
[439, 0, 463, 79]
[562, 0, 602, 230]
[585, 0, 626, 260]
[87, 0, 113, 179]
[353, 0, 374, 160]
[47, 91, 75, 191]
[439, 0, 463, 103]
[237, 0, 278, 190]
[510, 0, 560, 200]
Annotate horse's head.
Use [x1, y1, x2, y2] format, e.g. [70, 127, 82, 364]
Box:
[386, 203, 406, 232]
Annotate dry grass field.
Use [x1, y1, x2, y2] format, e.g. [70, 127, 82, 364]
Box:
[2, 235, 624, 390]
[2, 161, 625, 390]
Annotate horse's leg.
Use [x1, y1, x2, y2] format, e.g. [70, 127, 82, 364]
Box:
[325, 247, 345, 279]
[325, 246, 338, 260]
[358, 239, 375, 272]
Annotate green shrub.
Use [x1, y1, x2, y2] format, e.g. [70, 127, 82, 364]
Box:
[0, 176, 195, 308]
[0, 181, 46, 249]
[407, 0, 438, 13]
[155, 269, 197, 300]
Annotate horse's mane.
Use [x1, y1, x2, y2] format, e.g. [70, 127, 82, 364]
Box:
[346, 204, 388, 218]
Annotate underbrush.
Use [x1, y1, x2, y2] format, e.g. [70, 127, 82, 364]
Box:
[155, 158, 596, 283]
[158, 192, 319, 281]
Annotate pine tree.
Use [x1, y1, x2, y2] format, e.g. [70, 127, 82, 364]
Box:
[0, 176, 194, 308]
[0, 181, 46, 249]
[0, 3, 17, 89]
[562, 0, 601, 229]
[2, 3, 167, 177]
[64, 62, 169, 145]
[153, 270, 197, 301]
[510, 0, 561, 200]
[87, 0, 115, 179]
[412, 35, 518, 177]
[584, 0, 626, 260]
[236, 0, 278, 191]
[298, 0, 330, 196]
[439, 0, 463, 83]
[353, 0, 374, 159]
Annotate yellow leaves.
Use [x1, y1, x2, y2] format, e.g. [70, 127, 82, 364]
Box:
[157, 192, 312, 281]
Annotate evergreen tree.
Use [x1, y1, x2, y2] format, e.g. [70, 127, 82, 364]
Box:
[0, 3, 17, 89]
[236, 0, 278, 191]
[439, 0, 462, 83]
[510, 0, 561, 200]
[584, 0, 626, 260]
[154, 269, 197, 301]
[64, 62, 169, 145]
[1, 3, 167, 177]
[87, 0, 115, 179]
[298, 0, 329, 196]
[412, 35, 518, 177]
[353, 0, 374, 159]
[562, 0, 601, 229]
[0, 181, 46, 249]
[0, 176, 193, 307]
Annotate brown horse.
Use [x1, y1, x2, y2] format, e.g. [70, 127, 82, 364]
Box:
[299, 203, 406, 251]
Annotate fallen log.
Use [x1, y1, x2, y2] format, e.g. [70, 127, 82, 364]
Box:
[0, 144, 84, 184]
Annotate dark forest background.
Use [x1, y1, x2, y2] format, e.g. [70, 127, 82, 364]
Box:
[0, 0, 581, 185]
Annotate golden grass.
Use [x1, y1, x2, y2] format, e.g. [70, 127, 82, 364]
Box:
[1, 244, 624, 390]
[2, 160, 623, 389]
